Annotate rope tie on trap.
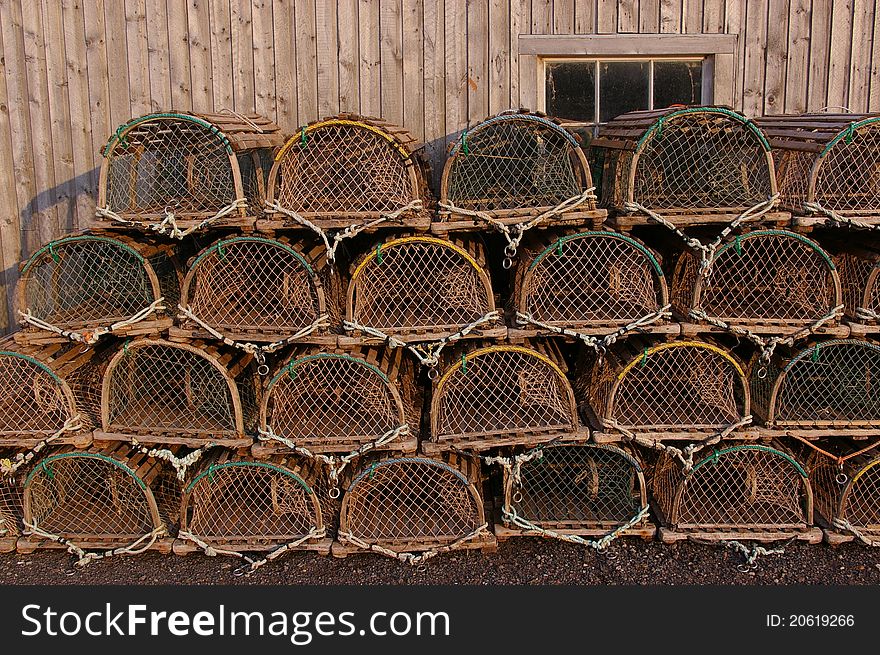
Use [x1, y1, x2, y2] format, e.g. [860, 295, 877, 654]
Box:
[804, 201, 880, 231]
[721, 539, 788, 572]
[0, 415, 84, 477]
[440, 189, 596, 267]
[266, 199, 424, 265]
[343, 310, 501, 370]
[23, 520, 166, 567]
[786, 434, 880, 485]
[337, 523, 491, 566]
[128, 437, 217, 481]
[831, 519, 880, 547]
[19, 297, 167, 345]
[855, 306, 880, 322]
[96, 198, 247, 240]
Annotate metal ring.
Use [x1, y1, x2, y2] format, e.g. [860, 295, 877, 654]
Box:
[736, 563, 752, 574]
[416, 564, 428, 573]
[512, 491, 523, 504]
[504, 244, 517, 258]
[257, 364, 270, 376]
[757, 366, 768, 379]
[328, 487, 341, 499]
[427, 367, 439, 380]
[232, 565, 250, 577]
[603, 549, 618, 561]
[502, 257, 514, 270]
[836, 472, 849, 485]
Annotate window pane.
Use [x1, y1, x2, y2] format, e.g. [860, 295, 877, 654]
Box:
[599, 61, 649, 122]
[653, 60, 702, 109]
[545, 62, 596, 123]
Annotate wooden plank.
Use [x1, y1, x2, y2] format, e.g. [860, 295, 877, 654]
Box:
[124, 0, 151, 117]
[0, 13, 20, 330]
[467, 0, 488, 125]
[807, 0, 831, 111]
[379, 0, 403, 125]
[517, 33, 737, 55]
[422, 0, 444, 186]
[596, 0, 617, 33]
[272, 0, 296, 130]
[402, 0, 424, 138]
[231, 0, 255, 113]
[166, 0, 193, 110]
[617, 0, 637, 33]
[315, 0, 339, 117]
[783, 0, 811, 114]
[252, 0, 276, 117]
[639, 0, 660, 33]
[187, 0, 214, 112]
[144, 0, 171, 112]
[358, 0, 381, 117]
[725, 0, 745, 111]
[531, 0, 552, 34]
[445, 0, 467, 144]
[574, 0, 595, 33]
[763, 0, 789, 114]
[552, 0, 574, 34]
[660, 0, 683, 34]
[871, 0, 880, 113]
[81, 1, 112, 173]
[826, 0, 854, 110]
[741, 0, 767, 117]
[847, 0, 874, 112]
[701, 0, 722, 32]
[509, 0, 527, 106]
[208, 0, 234, 111]
[295, 0, 318, 122]
[103, 0, 132, 124]
[337, 0, 360, 113]
[488, 0, 509, 116]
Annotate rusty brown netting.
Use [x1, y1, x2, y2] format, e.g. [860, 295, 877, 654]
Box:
[652, 443, 812, 529]
[0, 464, 24, 542]
[340, 455, 483, 546]
[750, 340, 880, 429]
[261, 348, 419, 451]
[432, 342, 577, 444]
[673, 230, 841, 327]
[347, 236, 495, 334]
[836, 250, 880, 322]
[102, 339, 255, 437]
[441, 112, 592, 213]
[514, 231, 668, 327]
[581, 339, 749, 432]
[808, 448, 880, 542]
[0, 350, 77, 440]
[505, 444, 646, 529]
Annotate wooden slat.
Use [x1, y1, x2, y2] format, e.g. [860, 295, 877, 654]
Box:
[639, 0, 660, 33]
[596, 0, 617, 33]
[784, 0, 811, 114]
[208, 0, 233, 111]
[488, 0, 509, 115]
[379, 0, 404, 125]
[763, 0, 788, 115]
[104, 0, 132, 124]
[231, 0, 255, 113]
[144, 0, 171, 112]
[124, 0, 151, 117]
[827, 0, 854, 110]
[517, 33, 737, 55]
[553, 0, 574, 34]
[337, 0, 360, 113]
[659, 0, 682, 34]
[445, 0, 467, 143]
[741, 0, 767, 117]
[574, 0, 595, 33]
[467, 0, 488, 125]
[0, 12, 19, 330]
[295, 0, 318, 122]
[359, 0, 381, 117]
[402, 0, 424, 139]
[807, 0, 832, 111]
[509, 0, 528, 106]
[315, 0, 339, 117]
[848, 0, 874, 112]
[187, 0, 214, 112]
[618, 0, 638, 33]
[272, 0, 295, 129]
[167, 0, 193, 110]
[422, 0, 444, 188]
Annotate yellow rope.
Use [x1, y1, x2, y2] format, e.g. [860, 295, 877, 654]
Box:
[436, 344, 568, 390]
[616, 340, 746, 381]
[275, 119, 412, 160]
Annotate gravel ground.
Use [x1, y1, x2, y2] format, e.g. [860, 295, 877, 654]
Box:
[2, 538, 879, 585]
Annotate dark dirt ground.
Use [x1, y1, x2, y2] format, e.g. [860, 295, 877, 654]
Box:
[2, 537, 879, 585]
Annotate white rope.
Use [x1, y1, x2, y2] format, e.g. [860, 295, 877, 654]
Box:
[218, 107, 265, 133]
[440, 188, 596, 258]
[0, 415, 84, 477]
[855, 307, 880, 322]
[19, 297, 166, 345]
[257, 423, 411, 490]
[343, 310, 501, 367]
[266, 199, 424, 264]
[24, 519, 166, 567]
[96, 198, 247, 240]
[483, 447, 549, 489]
[832, 518, 880, 547]
[804, 201, 880, 231]
[337, 523, 491, 565]
[128, 438, 216, 481]
[515, 304, 672, 352]
[722, 539, 786, 571]
[501, 505, 650, 551]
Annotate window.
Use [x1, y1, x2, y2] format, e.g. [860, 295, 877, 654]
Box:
[544, 58, 705, 126]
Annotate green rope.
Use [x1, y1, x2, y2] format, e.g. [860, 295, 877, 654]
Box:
[690, 444, 808, 478]
[189, 236, 315, 277]
[187, 461, 312, 494]
[300, 126, 307, 145]
[812, 343, 821, 362]
[123, 339, 131, 356]
[461, 353, 467, 374]
[218, 242, 226, 260]
[376, 243, 383, 264]
[48, 242, 59, 263]
[734, 235, 743, 255]
[556, 238, 564, 256]
[22, 235, 146, 276]
[0, 351, 65, 387]
[529, 231, 664, 276]
[461, 130, 468, 155]
[25, 452, 147, 490]
[713, 230, 836, 270]
[641, 347, 648, 366]
[269, 353, 389, 389]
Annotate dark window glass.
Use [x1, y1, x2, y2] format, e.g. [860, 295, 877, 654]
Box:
[545, 62, 596, 123]
[599, 61, 649, 122]
[653, 60, 703, 109]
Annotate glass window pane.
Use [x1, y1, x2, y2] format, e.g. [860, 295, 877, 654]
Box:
[599, 61, 649, 122]
[653, 60, 703, 109]
[545, 62, 596, 123]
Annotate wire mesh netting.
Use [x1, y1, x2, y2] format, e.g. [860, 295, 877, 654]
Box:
[17, 236, 172, 330]
[262, 349, 418, 450]
[810, 452, 880, 537]
[505, 444, 646, 529]
[442, 113, 592, 213]
[837, 251, 880, 322]
[599, 108, 775, 212]
[341, 455, 483, 545]
[348, 237, 494, 333]
[432, 344, 577, 442]
[582, 340, 749, 431]
[0, 351, 77, 439]
[673, 231, 840, 325]
[23, 448, 170, 543]
[103, 340, 251, 436]
[515, 231, 667, 326]
[0, 468, 23, 541]
[751, 340, 880, 428]
[271, 116, 426, 216]
[182, 456, 324, 548]
[180, 237, 327, 338]
[653, 445, 812, 529]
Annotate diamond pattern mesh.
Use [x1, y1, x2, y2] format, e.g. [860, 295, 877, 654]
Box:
[517, 233, 665, 324]
[185, 462, 321, 543]
[509, 445, 644, 527]
[106, 117, 237, 217]
[0, 353, 75, 436]
[350, 239, 491, 331]
[837, 252, 879, 320]
[445, 115, 585, 211]
[0, 472, 23, 538]
[20, 238, 157, 326]
[653, 446, 809, 528]
[106, 343, 238, 434]
[631, 112, 774, 210]
[343, 457, 481, 543]
[26, 454, 156, 538]
[184, 238, 322, 334]
[275, 122, 416, 213]
[813, 122, 880, 211]
[840, 460, 880, 529]
[434, 347, 575, 440]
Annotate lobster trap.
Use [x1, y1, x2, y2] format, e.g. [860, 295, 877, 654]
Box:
[672, 229, 842, 334]
[512, 230, 670, 337]
[96, 111, 284, 236]
[18, 444, 180, 557]
[0, 461, 23, 552]
[97, 338, 258, 447]
[176, 236, 338, 347]
[175, 452, 333, 562]
[15, 234, 181, 346]
[836, 248, 880, 326]
[580, 338, 751, 441]
[493, 444, 655, 543]
[757, 113, 880, 227]
[264, 113, 430, 235]
[751, 339, 880, 434]
[334, 453, 495, 560]
[436, 110, 603, 236]
[652, 442, 822, 543]
[343, 235, 503, 347]
[427, 340, 580, 453]
[256, 347, 420, 457]
[594, 106, 782, 228]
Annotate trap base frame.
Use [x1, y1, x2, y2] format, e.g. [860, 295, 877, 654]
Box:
[823, 527, 880, 546]
[172, 536, 333, 556]
[255, 214, 433, 234]
[338, 326, 508, 348]
[0, 537, 15, 553]
[13, 317, 174, 347]
[590, 427, 762, 444]
[430, 208, 608, 235]
[656, 525, 823, 544]
[606, 209, 792, 233]
[330, 533, 498, 559]
[16, 534, 175, 555]
[89, 216, 256, 236]
[92, 432, 254, 449]
[166, 327, 340, 347]
[251, 436, 418, 458]
[421, 428, 590, 456]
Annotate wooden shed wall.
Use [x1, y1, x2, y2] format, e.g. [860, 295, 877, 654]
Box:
[0, 0, 877, 332]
